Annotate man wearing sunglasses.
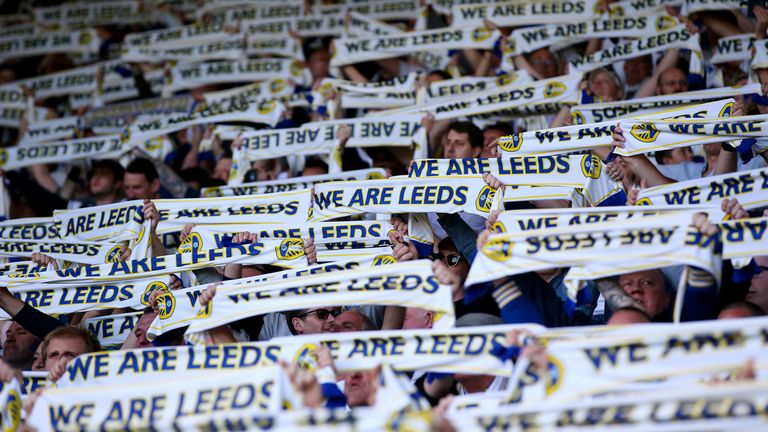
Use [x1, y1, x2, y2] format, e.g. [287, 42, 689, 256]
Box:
[286, 307, 342, 335]
[432, 238, 499, 318]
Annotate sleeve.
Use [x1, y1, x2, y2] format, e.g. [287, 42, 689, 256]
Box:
[491, 278, 546, 325]
[13, 304, 65, 340]
[680, 266, 719, 322]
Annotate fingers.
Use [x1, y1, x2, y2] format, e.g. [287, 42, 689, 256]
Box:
[390, 216, 408, 236]
[692, 213, 718, 236]
[431, 259, 461, 295]
[486, 210, 501, 232]
[200, 283, 219, 306]
[48, 357, 69, 383]
[477, 229, 491, 250]
[612, 123, 625, 148]
[170, 274, 182, 290]
[391, 232, 415, 262]
[119, 246, 132, 262]
[605, 162, 624, 182]
[304, 238, 317, 264]
[180, 224, 196, 242]
[482, 172, 504, 190]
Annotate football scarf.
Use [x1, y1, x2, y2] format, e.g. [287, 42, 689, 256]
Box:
[19, 116, 80, 145]
[635, 167, 768, 214]
[0, 277, 169, 318]
[120, 35, 246, 63]
[0, 238, 123, 265]
[0, 30, 100, 62]
[0, 217, 60, 241]
[82, 311, 143, 349]
[54, 200, 144, 242]
[34, 1, 143, 27]
[123, 22, 231, 49]
[0, 134, 124, 171]
[719, 217, 768, 261]
[203, 79, 295, 106]
[712, 33, 754, 64]
[311, 177, 503, 221]
[203, 168, 386, 197]
[451, 0, 599, 27]
[165, 59, 310, 93]
[184, 260, 456, 336]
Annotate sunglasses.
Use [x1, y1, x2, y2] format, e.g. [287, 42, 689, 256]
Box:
[298, 308, 341, 320]
[431, 253, 464, 267]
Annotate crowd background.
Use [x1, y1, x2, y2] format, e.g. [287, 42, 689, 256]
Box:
[0, 0, 765, 430]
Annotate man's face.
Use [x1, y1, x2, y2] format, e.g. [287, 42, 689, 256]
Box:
[438, 244, 470, 282]
[292, 308, 340, 335]
[4, 322, 39, 365]
[90, 168, 119, 197]
[618, 270, 670, 318]
[336, 311, 365, 332]
[747, 271, 768, 313]
[663, 147, 693, 165]
[123, 173, 156, 200]
[590, 71, 621, 102]
[403, 308, 433, 329]
[213, 157, 232, 182]
[44, 336, 88, 372]
[133, 312, 157, 349]
[342, 370, 377, 407]
[32, 344, 44, 371]
[444, 130, 480, 159]
[657, 68, 688, 95]
[624, 56, 651, 86]
[529, 49, 558, 79]
[308, 49, 330, 81]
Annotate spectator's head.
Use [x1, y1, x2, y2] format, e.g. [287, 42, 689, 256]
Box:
[481, 122, 513, 158]
[246, 158, 283, 182]
[444, 121, 482, 159]
[0, 66, 16, 85]
[336, 309, 374, 332]
[89, 159, 124, 202]
[4, 322, 41, 369]
[654, 147, 693, 165]
[132, 309, 158, 349]
[717, 301, 764, 320]
[656, 67, 688, 95]
[32, 344, 44, 371]
[403, 308, 433, 329]
[588, 68, 624, 102]
[304, 39, 330, 83]
[527, 48, 559, 79]
[618, 270, 671, 319]
[623, 55, 652, 86]
[302, 156, 329, 177]
[607, 307, 652, 325]
[436, 237, 470, 283]
[342, 369, 378, 407]
[124, 157, 160, 200]
[40, 326, 100, 372]
[213, 156, 232, 182]
[747, 264, 768, 313]
[285, 307, 341, 335]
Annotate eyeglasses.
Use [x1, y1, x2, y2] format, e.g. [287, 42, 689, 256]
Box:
[298, 308, 341, 320]
[431, 253, 464, 267]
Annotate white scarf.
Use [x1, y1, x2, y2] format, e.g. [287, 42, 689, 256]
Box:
[570, 25, 700, 74]
[0, 29, 100, 62]
[636, 168, 768, 213]
[330, 26, 500, 67]
[203, 78, 295, 107]
[409, 156, 603, 188]
[0, 87, 26, 111]
[27, 367, 284, 432]
[312, 177, 503, 221]
[500, 98, 733, 156]
[184, 260, 456, 337]
[242, 15, 345, 37]
[451, 0, 598, 27]
[0, 134, 124, 171]
[751, 38, 768, 69]
[0, 378, 21, 432]
[54, 200, 144, 242]
[0, 238, 123, 265]
[608, 0, 683, 16]
[0, 241, 292, 285]
[34, 1, 143, 27]
[152, 188, 312, 233]
[0, 217, 59, 241]
[82, 311, 143, 348]
[508, 316, 768, 405]
[120, 35, 246, 63]
[203, 168, 385, 197]
[147, 254, 398, 340]
[165, 59, 311, 93]
[686, 0, 745, 13]
[617, 114, 767, 156]
[0, 261, 47, 278]
[123, 22, 230, 49]
[2, 277, 169, 318]
[245, 35, 304, 60]
[492, 204, 717, 233]
[87, 94, 195, 132]
[424, 72, 534, 104]
[467, 218, 721, 295]
[511, 15, 677, 55]
[712, 33, 754, 64]
[314, 0, 421, 20]
[322, 73, 418, 95]
[346, 11, 405, 37]
[212, 0, 305, 23]
[719, 217, 768, 261]
[571, 84, 758, 124]
[19, 116, 80, 145]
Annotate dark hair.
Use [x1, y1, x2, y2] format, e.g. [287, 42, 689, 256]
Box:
[285, 310, 306, 335]
[447, 121, 483, 149]
[303, 156, 328, 174]
[125, 157, 159, 183]
[91, 159, 124, 181]
[654, 150, 672, 165]
[721, 301, 765, 316]
[482, 122, 514, 136]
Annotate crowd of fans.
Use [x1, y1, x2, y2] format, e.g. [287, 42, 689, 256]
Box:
[0, 0, 766, 430]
